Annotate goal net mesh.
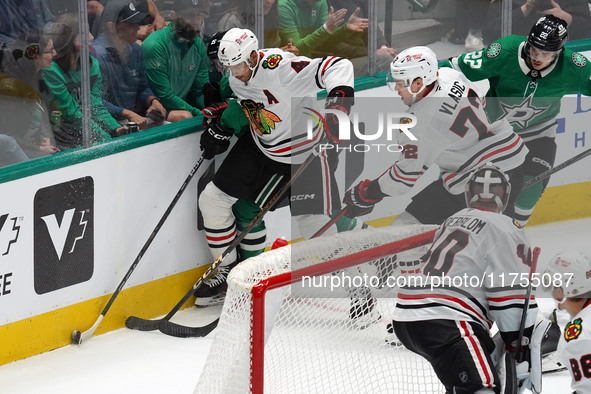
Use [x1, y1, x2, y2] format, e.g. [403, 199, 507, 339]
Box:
[196, 225, 445, 394]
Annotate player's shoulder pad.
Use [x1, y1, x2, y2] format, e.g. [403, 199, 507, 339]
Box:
[568, 51, 589, 68]
[260, 48, 294, 71]
[485, 42, 503, 59]
[434, 67, 470, 96]
[564, 317, 584, 342]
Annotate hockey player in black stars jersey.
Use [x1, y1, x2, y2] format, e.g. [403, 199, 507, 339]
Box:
[194, 28, 379, 328]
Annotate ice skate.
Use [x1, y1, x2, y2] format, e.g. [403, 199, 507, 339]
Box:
[349, 286, 381, 329]
[194, 262, 238, 308]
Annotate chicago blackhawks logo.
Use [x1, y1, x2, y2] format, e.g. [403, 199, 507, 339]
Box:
[572, 53, 587, 67]
[486, 43, 502, 58]
[564, 318, 583, 342]
[240, 99, 281, 135]
[262, 54, 282, 70]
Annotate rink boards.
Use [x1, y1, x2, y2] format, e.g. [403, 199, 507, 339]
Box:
[1, 64, 591, 366]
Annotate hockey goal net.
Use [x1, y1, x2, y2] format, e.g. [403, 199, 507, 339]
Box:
[195, 225, 445, 394]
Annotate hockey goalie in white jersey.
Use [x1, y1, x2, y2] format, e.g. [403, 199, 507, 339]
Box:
[543, 250, 591, 394]
[343, 46, 528, 226]
[392, 164, 539, 394]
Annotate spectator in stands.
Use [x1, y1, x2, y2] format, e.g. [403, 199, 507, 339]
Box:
[0, 134, 29, 167]
[483, 0, 591, 44]
[277, 0, 389, 76]
[0, 0, 55, 45]
[447, 0, 489, 50]
[325, 0, 396, 73]
[93, 0, 175, 130]
[216, 0, 297, 53]
[0, 31, 60, 158]
[142, 0, 210, 118]
[87, 0, 166, 40]
[42, 13, 125, 150]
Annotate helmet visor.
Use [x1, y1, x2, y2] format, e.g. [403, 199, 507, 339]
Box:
[386, 73, 408, 92]
[221, 61, 249, 78]
[529, 46, 560, 61]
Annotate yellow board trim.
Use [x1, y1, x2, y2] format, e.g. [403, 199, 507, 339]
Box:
[0, 266, 208, 366]
[2, 182, 590, 366]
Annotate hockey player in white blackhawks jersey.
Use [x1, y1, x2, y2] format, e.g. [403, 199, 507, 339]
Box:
[543, 250, 591, 394]
[393, 164, 539, 394]
[342, 46, 528, 228]
[195, 28, 376, 323]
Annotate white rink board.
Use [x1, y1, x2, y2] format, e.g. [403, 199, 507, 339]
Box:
[0, 133, 212, 325]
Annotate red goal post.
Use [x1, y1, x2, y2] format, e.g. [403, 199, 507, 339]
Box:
[196, 225, 444, 394]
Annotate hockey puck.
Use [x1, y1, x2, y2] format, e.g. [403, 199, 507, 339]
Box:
[71, 330, 82, 345]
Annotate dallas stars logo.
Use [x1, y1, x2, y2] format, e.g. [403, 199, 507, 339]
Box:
[498, 95, 548, 129]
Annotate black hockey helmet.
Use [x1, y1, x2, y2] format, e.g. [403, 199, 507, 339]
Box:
[207, 30, 227, 60]
[525, 15, 568, 53]
[465, 163, 511, 213]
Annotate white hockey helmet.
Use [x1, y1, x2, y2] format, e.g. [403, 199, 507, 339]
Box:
[542, 250, 591, 303]
[218, 28, 259, 68]
[387, 46, 438, 96]
[464, 163, 511, 213]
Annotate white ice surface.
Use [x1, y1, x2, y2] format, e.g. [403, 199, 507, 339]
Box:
[1, 218, 589, 393]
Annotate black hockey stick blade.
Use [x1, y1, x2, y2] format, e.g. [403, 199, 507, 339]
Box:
[504, 352, 518, 394]
[125, 315, 162, 331]
[158, 318, 219, 338]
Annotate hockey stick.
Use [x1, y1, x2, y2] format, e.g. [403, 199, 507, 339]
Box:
[311, 207, 349, 238]
[522, 146, 591, 189]
[155, 203, 349, 337]
[71, 155, 206, 345]
[125, 145, 323, 336]
[515, 246, 541, 362]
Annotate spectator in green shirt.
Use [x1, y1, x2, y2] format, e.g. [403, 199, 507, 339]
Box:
[42, 13, 125, 151]
[142, 0, 211, 119]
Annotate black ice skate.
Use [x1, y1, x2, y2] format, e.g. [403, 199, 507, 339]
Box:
[194, 262, 238, 308]
[349, 286, 381, 329]
[541, 309, 567, 374]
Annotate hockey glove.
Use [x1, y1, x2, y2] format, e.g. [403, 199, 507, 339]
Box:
[200, 119, 233, 160]
[324, 86, 354, 144]
[203, 82, 223, 108]
[202, 102, 228, 123]
[342, 179, 383, 218]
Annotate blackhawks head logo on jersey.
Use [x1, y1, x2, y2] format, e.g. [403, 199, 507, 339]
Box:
[240, 99, 282, 135]
[564, 318, 583, 342]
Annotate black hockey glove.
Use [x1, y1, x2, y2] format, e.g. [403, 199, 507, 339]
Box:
[343, 179, 383, 218]
[202, 102, 228, 123]
[203, 82, 223, 108]
[200, 119, 233, 160]
[324, 86, 354, 144]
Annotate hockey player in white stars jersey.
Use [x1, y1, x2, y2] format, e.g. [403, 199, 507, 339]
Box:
[342, 46, 528, 227]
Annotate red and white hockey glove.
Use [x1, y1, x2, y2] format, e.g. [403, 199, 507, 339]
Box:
[324, 86, 354, 144]
[343, 179, 383, 218]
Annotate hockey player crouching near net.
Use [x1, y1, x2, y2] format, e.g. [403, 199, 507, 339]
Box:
[342, 46, 527, 278]
[542, 250, 591, 394]
[392, 164, 547, 394]
[195, 28, 379, 327]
